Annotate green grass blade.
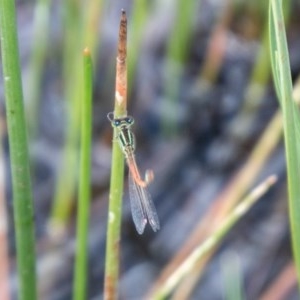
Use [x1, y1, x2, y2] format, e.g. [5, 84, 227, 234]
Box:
[0, 1, 37, 299]
[269, 0, 292, 106]
[25, 0, 51, 137]
[73, 48, 93, 300]
[127, 0, 149, 92]
[163, 0, 198, 136]
[269, 7, 280, 101]
[82, 0, 103, 56]
[167, 0, 196, 63]
[221, 252, 244, 300]
[151, 176, 277, 300]
[269, 0, 300, 286]
[269, 0, 300, 142]
[49, 0, 83, 234]
[49, 0, 104, 234]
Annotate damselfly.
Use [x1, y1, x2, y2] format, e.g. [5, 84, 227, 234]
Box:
[108, 112, 160, 234]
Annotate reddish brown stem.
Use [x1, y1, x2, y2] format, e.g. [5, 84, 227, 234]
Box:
[115, 10, 127, 111]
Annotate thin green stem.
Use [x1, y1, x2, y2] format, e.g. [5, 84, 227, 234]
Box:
[73, 48, 93, 300]
[127, 0, 149, 92]
[163, 0, 198, 136]
[49, 0, 103, 234]
[221, 252, 244, 300]
[83, 0, 103, 59]
[104, 124, 125, 300]
[104, 10, 127, 300]
[26, 0, 51, 137]
[49, 0, 83, 234]
[0, 1, 36, 300]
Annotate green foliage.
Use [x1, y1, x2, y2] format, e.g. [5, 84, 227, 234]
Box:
[0, 1, 36, 299]
[73, 49, 93, 300]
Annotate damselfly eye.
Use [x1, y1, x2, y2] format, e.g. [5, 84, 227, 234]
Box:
[125, 116, 134, 124]
[113, 120, 121, 126]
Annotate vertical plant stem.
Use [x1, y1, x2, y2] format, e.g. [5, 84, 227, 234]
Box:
[127, 0, 148, 92]
[104, 10, 127, 300]
[50, 0, 103, 234]
[49, 0, 83, 234]
[163, 0, 197, 136]
[73, 48, 93, 300]
[83, 0, 103, 57]
[26, 0, 51, 137]
[221, 252, 244, 300]
[269, 0, 300, 285]
[0, 1, 36, 300]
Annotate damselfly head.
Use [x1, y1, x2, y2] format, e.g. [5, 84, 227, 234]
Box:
[107, 112, 135, 128]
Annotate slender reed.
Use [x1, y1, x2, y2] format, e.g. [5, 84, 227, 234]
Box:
[221, 252, 244, 300]
[49, 0, 83, 235]
[26, 0, 51, 137]
[73, 48, 93, 300]
[0, 1, 36, 299]
[82, 0, 103, 56]
[127, 0, 149, 92]
[50, 0, 103, 234]
[269, 0, 300, 285]
[150, 107, 282, 297]
[163, 0, 197, 135]
[151, 175, 277, 299]
[104, 10, 128, 300]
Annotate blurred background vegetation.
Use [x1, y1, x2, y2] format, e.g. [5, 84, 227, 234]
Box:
[1, 0, 300, 299]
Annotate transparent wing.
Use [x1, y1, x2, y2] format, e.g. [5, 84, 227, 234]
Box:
[139, 184, 160, 232]
[128, 171, 147, 234]
[128, 170, 160, 234]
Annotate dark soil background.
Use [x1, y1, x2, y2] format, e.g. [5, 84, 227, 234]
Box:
[1, 0, 300, 299]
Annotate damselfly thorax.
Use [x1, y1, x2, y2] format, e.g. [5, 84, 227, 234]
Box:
[108, 113, 134, 148]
